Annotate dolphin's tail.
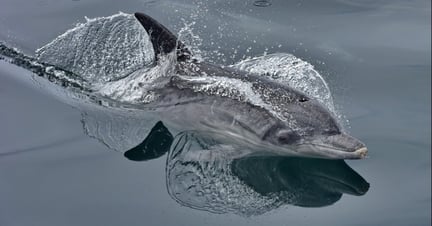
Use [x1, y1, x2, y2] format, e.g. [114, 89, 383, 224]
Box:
[134, 12, 192, 62]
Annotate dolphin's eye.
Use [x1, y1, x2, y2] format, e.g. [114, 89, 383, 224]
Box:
[277, 130, 301, 144]
[323, 128, 340, 136]
[299, 96, 308, 102]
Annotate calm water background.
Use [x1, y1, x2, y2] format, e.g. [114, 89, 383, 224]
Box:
[0, 0, 430, 225]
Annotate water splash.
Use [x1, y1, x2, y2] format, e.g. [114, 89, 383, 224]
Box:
[36, 12, 155, 85]
[97, 51, 177, 104]
[178, 20, 205, 62]
[232, 53, 337, 116]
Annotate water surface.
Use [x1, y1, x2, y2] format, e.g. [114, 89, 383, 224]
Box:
[0, 0, 430, 225]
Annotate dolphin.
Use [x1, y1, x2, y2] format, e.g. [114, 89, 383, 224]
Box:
[133, 12, 367, 159]
[0, 13, 367, 160]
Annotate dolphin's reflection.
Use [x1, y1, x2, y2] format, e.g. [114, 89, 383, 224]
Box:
[124, 121, 173, 161]
[121, 122, 369, 216]
[231, 157, 369, 208]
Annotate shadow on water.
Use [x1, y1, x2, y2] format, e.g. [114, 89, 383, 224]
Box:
[122, 121, 369, 216]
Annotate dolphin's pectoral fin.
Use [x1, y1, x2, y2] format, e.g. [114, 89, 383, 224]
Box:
[124, 121, 174, 161]
[134, 12, 191, 61]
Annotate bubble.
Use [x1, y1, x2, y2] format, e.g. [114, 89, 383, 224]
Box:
[253, 0, 272, 7]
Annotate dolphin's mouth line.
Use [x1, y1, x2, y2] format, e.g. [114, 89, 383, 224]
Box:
[296, 143, 368, 159]
[306, 143, 349, 152]
[304, 142, 362, 153]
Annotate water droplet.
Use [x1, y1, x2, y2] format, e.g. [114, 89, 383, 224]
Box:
[253, 0, 272, 7]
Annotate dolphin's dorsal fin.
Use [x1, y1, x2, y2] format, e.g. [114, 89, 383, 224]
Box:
[134, 12, 191, 61]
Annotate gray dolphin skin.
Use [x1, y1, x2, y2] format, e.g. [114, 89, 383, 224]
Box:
[134, 12, 367, 159]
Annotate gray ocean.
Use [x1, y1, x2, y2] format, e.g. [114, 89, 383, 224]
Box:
[0, 0, 430, 225]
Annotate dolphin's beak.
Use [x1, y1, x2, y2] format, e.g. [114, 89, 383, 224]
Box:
[299, 133, 368, 159]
